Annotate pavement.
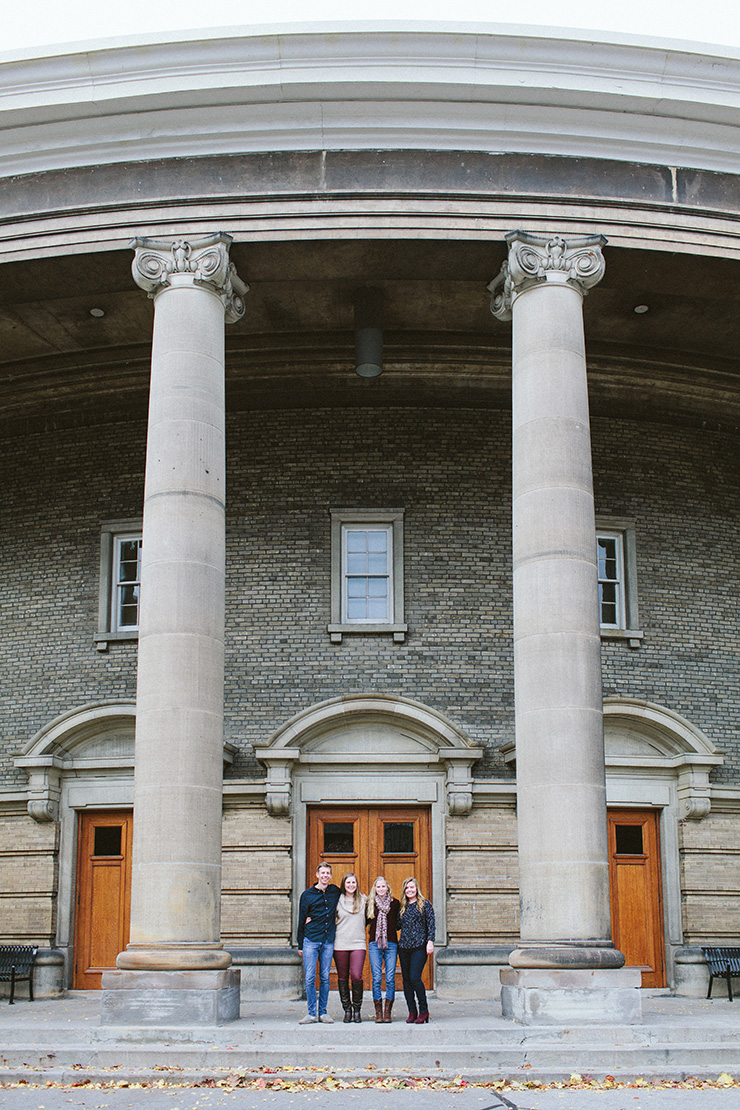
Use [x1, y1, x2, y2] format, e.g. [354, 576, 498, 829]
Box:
[0, 990, 738, 1094]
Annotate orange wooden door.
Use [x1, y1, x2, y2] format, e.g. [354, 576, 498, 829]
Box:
[608, 808, 666, 988]
[74, 810, 132, 989]
[306, 806, 432, 989]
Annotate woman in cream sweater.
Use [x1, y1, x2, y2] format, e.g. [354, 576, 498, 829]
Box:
[333, 872, 368, 1022]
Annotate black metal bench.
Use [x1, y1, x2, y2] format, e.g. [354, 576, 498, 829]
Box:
[0, 945, 38, 1004]
[703, 946, 740, 1001]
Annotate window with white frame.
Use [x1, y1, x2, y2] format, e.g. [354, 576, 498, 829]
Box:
[597, 531, 624, 628]
[95, 520, 142, 651]
[328, 509, 406, 642]
[596, 520, 642, 648]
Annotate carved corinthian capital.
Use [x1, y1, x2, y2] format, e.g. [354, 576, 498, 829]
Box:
[488, 230, 606, 321]
[130, 232, 249, 322]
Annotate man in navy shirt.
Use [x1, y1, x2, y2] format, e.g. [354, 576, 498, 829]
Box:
[297, 863, 341, 1024]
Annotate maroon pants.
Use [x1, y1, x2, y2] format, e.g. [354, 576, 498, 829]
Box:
[334, 948, 365, 984]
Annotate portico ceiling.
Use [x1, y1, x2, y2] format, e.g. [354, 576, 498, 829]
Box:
[1, 237, 740, 435]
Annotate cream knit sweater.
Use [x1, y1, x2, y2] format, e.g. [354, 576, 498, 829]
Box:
[334, 892, 368, 950]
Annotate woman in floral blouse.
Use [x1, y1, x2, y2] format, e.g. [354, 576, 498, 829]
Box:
[398, 876, 435, 1024]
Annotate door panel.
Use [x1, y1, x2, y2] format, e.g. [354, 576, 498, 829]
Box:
[608, 808, 666, 988]
[306, 806, 432, 989]
[74, 810, 132, 989]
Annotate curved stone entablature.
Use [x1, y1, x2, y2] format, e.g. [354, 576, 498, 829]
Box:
[254, 693, 483, 816]
[2, 26, 740, 261]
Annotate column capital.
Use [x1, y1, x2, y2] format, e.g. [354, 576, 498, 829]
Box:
[488, 230, 606, 321]
[130, 232, 249, 322]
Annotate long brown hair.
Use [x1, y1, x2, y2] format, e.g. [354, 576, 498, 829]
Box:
[399, 875, 426, 916]
[339, 871, 363, 913]
[366, 875, 393, 920]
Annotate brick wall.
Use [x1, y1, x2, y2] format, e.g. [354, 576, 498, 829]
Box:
[1, 407, 737, 789]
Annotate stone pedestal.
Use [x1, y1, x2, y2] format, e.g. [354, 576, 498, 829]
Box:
[101, 969, 241, 1026]
[500, 967, 642, 1025]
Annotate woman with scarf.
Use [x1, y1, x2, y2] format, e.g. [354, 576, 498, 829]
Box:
[333, 872, 368, 1022]
[366, 876, 400, 1023]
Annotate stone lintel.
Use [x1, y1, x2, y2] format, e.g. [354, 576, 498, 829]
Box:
[101, 968, 241, 1026]
[500, 967, 642, 1025]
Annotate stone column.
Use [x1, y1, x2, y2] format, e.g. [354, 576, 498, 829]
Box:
[489, 232, 641, 1024]
[101, 234, 248, 1026]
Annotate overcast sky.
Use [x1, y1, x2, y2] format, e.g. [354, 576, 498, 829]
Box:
[3, 0, 740, 54]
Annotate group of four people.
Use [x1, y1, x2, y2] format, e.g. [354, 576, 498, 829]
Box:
[297, 863, 436, 1025]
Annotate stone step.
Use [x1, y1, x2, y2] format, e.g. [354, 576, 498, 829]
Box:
[0, 1062, 738, 1086]
[2, 1019, 740, 1047]
[1, 1041, 739, 1071]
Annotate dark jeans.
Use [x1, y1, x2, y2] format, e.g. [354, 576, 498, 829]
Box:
[399, 945, 428, 1013]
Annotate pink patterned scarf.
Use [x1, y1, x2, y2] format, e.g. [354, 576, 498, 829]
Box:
[374, 892, 392, 950]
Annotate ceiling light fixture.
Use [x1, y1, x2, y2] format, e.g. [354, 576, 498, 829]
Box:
[354, 287, 383, 378]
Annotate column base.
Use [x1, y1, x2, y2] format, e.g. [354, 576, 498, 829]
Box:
[509, 942, 625, 969]
[101, 968, 241, 1026]
[500, 967, 642, 1025]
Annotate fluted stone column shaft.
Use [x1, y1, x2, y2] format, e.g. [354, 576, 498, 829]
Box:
[120, 235, 247, 972]
[490, 232, 621, 969]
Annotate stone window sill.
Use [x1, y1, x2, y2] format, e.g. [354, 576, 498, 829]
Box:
[328, 623, 407, 644]
[601, 628, 643, 649]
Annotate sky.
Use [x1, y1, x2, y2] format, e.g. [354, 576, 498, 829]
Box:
[3, 0, 740, 55]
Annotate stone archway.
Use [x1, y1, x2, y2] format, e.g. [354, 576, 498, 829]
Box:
[254, 693, 483, 947]
[603, 696, 723, 989]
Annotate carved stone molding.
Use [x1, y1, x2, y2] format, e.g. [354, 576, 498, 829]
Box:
[488, 230, 607, 321]
[130, 232, 249, 321]
[254, 694, 483, 817]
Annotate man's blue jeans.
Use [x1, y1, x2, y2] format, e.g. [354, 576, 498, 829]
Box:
[302, 939, 334, 1017]
[368, 940, 397, 1001]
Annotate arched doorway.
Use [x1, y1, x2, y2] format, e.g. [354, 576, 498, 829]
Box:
[603, 697, 723, 988]
[254, 693, 483, 967]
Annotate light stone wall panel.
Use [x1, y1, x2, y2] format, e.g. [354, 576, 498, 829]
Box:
[0, 813, 57, 943]
[220, 893, 292, 945]
[679, 810, 740, 944]
[446, 892, 520, 943]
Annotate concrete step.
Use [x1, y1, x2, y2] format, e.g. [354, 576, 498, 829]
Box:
[1, 1041, 740, 1071]
[0, 1062, 739, 1086]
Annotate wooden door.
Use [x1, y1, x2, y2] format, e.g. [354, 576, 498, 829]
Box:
[74, 810, 132, 989]
[608, 808, 666, 988]
[306, 806, 432, 989]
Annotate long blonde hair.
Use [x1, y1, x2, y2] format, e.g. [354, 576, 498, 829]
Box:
[339, 872, 363, 913]
[399, 876, 426, 916]
[366, 875, 393, 920]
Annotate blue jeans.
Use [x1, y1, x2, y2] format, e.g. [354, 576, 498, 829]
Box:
[399, 946, 428, 1013]
[368, 940, 397, 1001]
[302, 938, 334, 1017]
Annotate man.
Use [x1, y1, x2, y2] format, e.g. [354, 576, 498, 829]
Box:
[297, 863, 341, 1024]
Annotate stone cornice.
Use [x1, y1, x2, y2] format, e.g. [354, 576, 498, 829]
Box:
[2, 26, 740, 181]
